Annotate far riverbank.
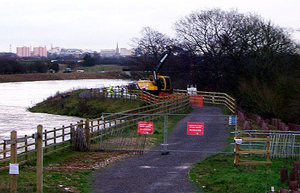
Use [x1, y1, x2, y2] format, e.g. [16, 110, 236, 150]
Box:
[0, 72, 131, 83]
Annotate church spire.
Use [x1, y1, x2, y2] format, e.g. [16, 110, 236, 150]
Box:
[116, 43, 119, 55]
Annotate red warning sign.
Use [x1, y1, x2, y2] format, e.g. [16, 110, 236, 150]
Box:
[187, 122, 204, 135]
[138, 122, 153, 134]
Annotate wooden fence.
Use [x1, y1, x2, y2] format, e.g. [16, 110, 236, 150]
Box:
[83, 87, 236, 113]
[0, 123, 79, 171]
[0, 86, 236, 170]
[174, 89, 236, 114]
[0, 91, 190, 170]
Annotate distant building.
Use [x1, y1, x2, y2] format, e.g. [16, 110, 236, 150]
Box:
[120, 48, 134, 56]
[100, 49, 116, 57]
[116, 43, 120, 56]
[16, 46, 30, 57]
[48, 47, 61, 55]
[60, 48, 83, 58]
[33, 47, 47, 57]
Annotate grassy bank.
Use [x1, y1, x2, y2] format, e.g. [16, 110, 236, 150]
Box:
[29, 89, 146, 118]
[0, 72, 129, 83]
[189, 154, 292, 192]
[189, 127, 293, 192]
[0, 149, 130, 192]
[1, 107, 192, 192]
[80, 65, 124, 73]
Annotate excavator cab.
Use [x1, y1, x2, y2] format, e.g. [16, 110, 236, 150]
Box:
[137, 75, 172, 94]
[137, 45, 181, 95]
[157, 75, 172, 92]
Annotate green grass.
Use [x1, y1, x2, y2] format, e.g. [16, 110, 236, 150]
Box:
[189, 154, 293, 193]
[204, 102, 233, 115]
[29, 89, 146, 118]
[80, 65, 124, 73]
[0, 149, 91, 192]
[189, 125, 294, 192]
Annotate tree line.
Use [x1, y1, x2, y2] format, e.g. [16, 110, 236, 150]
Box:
[0, 57, 59, 74]
[130, 9, 300, 124]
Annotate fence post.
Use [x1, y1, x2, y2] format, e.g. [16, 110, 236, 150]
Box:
[267, 136, 270, 168]
[234, 135, 240, 168]
[3, 143, 6, 167]
[162, 115, 169, 155]
[85, 119, 90, 150]
[9, 130, 17, 193]
[44, 130, 47, 154]
[70, 123, 73, 145]
[36, 125, 43, 193]
[100, 115, 104, 150]
[24, 135, 28, 161]
[54, 128, 57, 151]
[62, 126, 65, 142]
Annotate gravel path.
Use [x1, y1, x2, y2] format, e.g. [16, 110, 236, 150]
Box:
[92, 106, 229, 193]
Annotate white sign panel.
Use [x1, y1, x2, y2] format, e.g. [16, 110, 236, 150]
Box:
[234, 139, 243, 145]
[9, 163, 19, 175]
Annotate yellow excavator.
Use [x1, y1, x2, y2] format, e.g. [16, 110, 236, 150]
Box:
[137, 46, 180, 96]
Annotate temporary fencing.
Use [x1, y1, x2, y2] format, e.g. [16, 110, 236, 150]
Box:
[93, 112, 236, 154]
[232, 130, 300, 158]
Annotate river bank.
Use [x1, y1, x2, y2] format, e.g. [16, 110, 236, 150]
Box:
[0, 79, 132, 140]
[29, 89, 146, 118]
[0, 72, 130, 83]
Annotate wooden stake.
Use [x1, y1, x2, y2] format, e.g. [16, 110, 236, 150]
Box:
[85, 119, 90, 150]
[24, 135, 28, 161]
[234, 135, 240, 168]
[3, 143, 6, 167]
[9, 130, 17, 193]
[36, 125, 43, 193]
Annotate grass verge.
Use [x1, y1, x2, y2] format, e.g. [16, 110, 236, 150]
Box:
[0, 149, 130, 192]
[29, 89, 146, 118]
[189, 126, 294, 192]
[5, 98, 193, 192]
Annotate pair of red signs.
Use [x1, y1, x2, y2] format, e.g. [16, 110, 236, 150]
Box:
[138, 122, 204, 135]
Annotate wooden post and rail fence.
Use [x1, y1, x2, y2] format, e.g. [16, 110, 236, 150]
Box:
[0, 87, 238, 191]
[234, 135, 272, 167]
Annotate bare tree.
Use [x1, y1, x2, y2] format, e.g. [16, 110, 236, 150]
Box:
[175, 9, 295, 58]
[174, 9, 296, 91]
[131, 27, 174, 71]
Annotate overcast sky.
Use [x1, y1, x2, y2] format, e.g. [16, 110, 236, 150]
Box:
[0, 0, 299, 52]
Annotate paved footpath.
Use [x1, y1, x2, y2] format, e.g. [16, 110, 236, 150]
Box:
[92, 106, 229, 193]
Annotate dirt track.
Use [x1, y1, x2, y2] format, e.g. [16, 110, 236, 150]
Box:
[92, 106, 229, 193]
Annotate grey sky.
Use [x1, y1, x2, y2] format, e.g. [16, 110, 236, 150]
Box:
[1, 0, 299, 52]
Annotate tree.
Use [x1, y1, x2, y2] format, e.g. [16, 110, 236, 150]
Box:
[131, 27, 174, 71]
[174, 9, 296, 91]
[82, 54, 96, 66]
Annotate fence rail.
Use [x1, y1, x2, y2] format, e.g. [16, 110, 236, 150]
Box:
[0, 86, 237, 170]
[174, 89, 236, 113]
[0, 122, 81, 171]
[0, 90, 190, 170]
[233, 130, 300, 158]
[82, 87, 236, 114]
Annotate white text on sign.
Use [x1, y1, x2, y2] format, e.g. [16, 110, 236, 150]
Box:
[187, 122, 204, 135]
